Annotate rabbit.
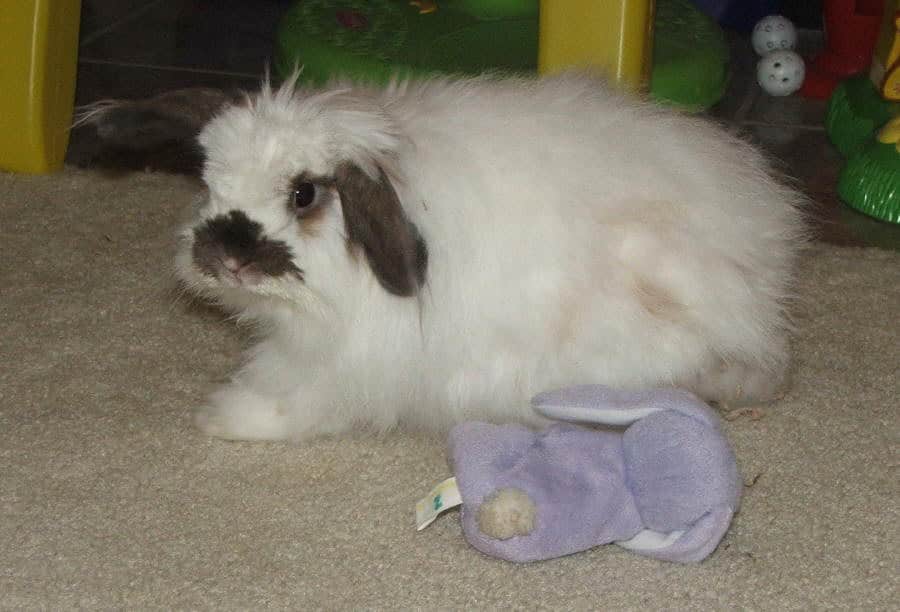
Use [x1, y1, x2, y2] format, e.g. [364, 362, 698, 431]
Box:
[73, 88, 244, 174]
[166, 72, 806, 441]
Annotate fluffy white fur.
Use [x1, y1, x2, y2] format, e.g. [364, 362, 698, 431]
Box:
[176, 73, 806, 441]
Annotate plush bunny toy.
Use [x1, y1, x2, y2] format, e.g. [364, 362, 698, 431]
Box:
[447, 385, 741, 563]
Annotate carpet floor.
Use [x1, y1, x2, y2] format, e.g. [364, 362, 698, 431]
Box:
[1, 169, 897, 609]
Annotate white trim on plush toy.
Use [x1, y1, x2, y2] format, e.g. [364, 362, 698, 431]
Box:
[616, 528, 685, 552]
[532, 403, 663, 426]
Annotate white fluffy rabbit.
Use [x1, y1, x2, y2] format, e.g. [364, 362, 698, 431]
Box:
[174, 73, 806, 441]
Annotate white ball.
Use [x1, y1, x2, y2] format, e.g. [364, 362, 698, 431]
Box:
[752, 15, 798, 56]
[756, 50, 805, 96]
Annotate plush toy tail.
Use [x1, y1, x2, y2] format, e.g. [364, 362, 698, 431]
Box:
[531, 385, 720, 429]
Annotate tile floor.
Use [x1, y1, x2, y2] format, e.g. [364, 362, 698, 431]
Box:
[68, 0, 900, 250]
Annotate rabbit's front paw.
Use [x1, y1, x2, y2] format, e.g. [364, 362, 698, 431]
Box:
[686, 358, 791, 407]
[195, 387, 290, 441]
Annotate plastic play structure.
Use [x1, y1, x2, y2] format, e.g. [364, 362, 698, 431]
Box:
[1, 0, 731, 175]
[275, 0, 730, 111]
[692, 0, 783, 32]
[826, 0, 900, 223]
[801, 0, 884, 99]
[0, 1, 81, 174]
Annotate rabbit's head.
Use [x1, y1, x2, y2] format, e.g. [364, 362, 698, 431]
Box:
[175, 79, 428, 315]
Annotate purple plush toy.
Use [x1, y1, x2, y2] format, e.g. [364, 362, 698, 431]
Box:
[446, 385, 741, 563]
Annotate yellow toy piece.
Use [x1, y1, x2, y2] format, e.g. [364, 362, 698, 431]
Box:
[870, 1, 900, 101]
[538, 0, 655, 93]
[409, 0, 438, 14]
[0, 1, 81, 174]
[877, 116, 900, 151]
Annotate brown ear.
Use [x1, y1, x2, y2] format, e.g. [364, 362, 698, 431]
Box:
[74, 88, 243, 175]
[335, 163, 428, 297]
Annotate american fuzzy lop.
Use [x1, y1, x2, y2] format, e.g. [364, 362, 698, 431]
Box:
[175, 72, 806, 441]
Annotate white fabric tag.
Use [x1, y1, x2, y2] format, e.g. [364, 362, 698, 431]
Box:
[415, 477, 462, 531]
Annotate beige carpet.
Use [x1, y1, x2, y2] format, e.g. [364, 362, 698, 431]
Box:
[1, 168, 898, 610]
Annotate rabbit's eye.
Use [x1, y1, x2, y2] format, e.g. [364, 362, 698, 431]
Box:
[292, 182, 317, 210]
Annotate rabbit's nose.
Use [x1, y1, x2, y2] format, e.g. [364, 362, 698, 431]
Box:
[219, 256, 262, 286]
[191, 210, 304, 283]
[222, 256, 244, 273]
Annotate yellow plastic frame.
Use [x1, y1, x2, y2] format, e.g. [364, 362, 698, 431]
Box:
[0, 1, 653, 174]
[0, 1, 81, 174]
[538, 0, 655, 92]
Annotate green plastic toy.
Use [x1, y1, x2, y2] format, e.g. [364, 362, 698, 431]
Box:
[825, 2, 900, 224]
[827, 77, 900, 223]
[274, 0, 729, 111]
[826, 74, 900, 158]
[838, 127, 900, 223]
[650, 0, 730, 110]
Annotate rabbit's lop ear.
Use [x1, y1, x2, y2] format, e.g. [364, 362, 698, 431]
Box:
[335, 163, 428, 297]
[73, 88, 242, 175]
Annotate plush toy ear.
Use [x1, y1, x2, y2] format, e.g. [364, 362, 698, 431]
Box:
[616, 505, 736, 563]
[335, 162, 428, 297]
[531, 385, 719, 428]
